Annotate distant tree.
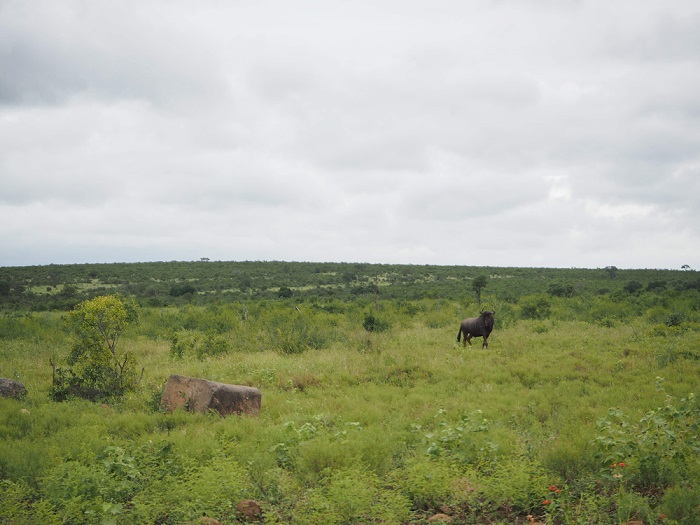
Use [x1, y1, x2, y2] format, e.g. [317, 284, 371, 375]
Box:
[623, 280, 644, 294]
[169, 283, 196, 297]
[471, 275, 489, 306]
[278, 286, 293, 298]
[50, 295, 139, 401]
[58, 284, 78, 299]
[681, 264, 691, 271]
[605, 266, 618, 279]
[647, 280, 667, 292]
[548, 282, 575, 298]
[238, 275, 253, 292]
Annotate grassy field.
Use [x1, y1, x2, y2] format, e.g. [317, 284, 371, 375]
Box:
[1, 266, 699, 524]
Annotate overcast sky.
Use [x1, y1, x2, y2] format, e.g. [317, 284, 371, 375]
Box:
[1, 1, 699, 270]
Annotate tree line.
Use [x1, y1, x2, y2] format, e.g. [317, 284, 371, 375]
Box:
[1, 260, 698, 312]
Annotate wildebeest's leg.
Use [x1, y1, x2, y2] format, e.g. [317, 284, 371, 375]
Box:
[465, 333, 472, 346]
[482, 335, 489, 349]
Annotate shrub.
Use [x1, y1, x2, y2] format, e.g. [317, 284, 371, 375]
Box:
[278, 286, 294, 298]
[363, 313, 389, 333]
[169, 330, 194, 359]
[264, 311, 334, 355]
[594, 391, 699, 491]
[196, 331, 230, 359]
[130, 455, 249, 524]
[393, 455, 462, 510]
[666, 311, 684, 327]
[548, 283, 574, 298]
[520, 295, 552, 320]
[49, 295, 139, 402]
[0, 480, 61, 525]
[661, 485, 700, 525]
[624, 280, 644, 294]
[476, 456, 549, 514]
[169, 329, 232, 359]
[169, 284, 196, 297]
[292, 467, 411, 525]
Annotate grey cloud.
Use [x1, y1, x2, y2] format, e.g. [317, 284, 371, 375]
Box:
[0, 2, 222, 106]
[606, 12, 700, 62]
[1, 0, 699, 269]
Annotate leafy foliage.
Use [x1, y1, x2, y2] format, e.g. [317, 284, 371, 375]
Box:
[49, 295, 139, 401]
[471, 274, 489, 305]
[362, 312, 389, 333]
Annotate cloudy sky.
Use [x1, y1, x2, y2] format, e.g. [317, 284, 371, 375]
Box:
[2, 0, 699, 269]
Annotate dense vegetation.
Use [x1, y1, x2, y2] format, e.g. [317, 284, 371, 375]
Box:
[1, 261, 698, 524]
[2, 260, 699, 311]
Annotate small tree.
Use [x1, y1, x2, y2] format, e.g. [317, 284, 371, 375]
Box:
[50, 295, 139, 401]
[278, 286, 293, 298]
[605, 266, 618, 279]
[471, 275, 489, 306]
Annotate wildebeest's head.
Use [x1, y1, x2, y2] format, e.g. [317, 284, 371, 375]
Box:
[480, 309, 495, 330]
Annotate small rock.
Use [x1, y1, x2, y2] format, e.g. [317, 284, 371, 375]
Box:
[428, 514, 453, 523]
[19, 408, 30, 415]
[0, 378, 27, 399]
[198, 518, 222, 525]
[236, 500, 263, 522]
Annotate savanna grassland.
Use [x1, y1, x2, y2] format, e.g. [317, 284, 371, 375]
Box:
[0, 262, 699, 525]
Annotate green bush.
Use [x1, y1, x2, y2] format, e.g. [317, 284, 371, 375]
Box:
[196, 331, 230, 359]
[475, 456, 549, 514]
[267, 312, 334, 354]
[519, 295, 552, 320]
[130, 455, 249, 524]
[0, 480, 61, 525]
[363, 312, 389, 333]
[49, 295, 139, 402]
[392, 455, 463, 510]
[661, 485, 700, 525]
[169, 283, 196, 297]
[292, 467, 411, 525]
[594, 392, 699, 491]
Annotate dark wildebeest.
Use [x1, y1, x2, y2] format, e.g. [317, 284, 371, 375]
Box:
[457, 310, 495, 349]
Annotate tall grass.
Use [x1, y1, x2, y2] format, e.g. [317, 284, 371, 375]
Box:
[1, 298, 698, 524]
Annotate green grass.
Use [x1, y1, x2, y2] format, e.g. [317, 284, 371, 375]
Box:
[1, 300, 699, 524]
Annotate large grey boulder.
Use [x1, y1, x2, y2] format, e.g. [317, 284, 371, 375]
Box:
[0, 378, 27, 399]
[161, 374, 261, 417]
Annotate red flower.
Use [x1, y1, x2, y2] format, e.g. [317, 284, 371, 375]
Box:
[611, 463, 618, 468]
[549, 485, 557, 492]
[542, 499, 551, 506]
[555, 489, 561, 494]
[618, 462, 626, 468]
